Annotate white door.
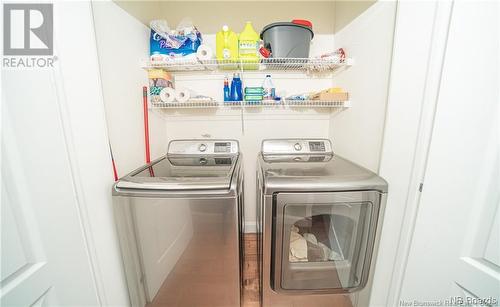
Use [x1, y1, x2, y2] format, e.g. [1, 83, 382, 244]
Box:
[1, 70, 101, 306]
[1, 2, 128, 306]
[399, 0, 500, 304]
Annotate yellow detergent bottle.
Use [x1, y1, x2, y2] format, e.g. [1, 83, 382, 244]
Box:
[216, 25, 239, 68]
[238, 21, 259, 70]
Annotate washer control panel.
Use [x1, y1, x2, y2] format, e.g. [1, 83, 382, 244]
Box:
[308, 141, 326, 152]
[168, 140, 239, 155]
[262, 139, 333, 155]
[214, 142, 233, 153]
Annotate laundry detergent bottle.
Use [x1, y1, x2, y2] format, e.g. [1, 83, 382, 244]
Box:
[238, 22, 259, 70]
[230, 73, 243, 102]
[223, 76, 231, 102]
[216, 25, 239, 62]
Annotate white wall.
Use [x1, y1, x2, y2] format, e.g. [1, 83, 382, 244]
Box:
[92, 1, 168, 176]
[326, 2, 397, 306]
[330, 1, 397, 172]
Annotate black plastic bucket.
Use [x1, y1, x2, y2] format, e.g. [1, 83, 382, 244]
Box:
[260, 22, 314, 58]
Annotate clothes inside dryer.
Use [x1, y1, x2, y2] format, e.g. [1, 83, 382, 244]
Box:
[285, 203, 370, 263]
[282, 200, 374, 289]
[289, 219, 344, 263]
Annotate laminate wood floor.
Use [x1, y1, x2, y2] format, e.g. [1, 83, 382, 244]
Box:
[242, 233, 259, 307]
[147, 233, 351, 307]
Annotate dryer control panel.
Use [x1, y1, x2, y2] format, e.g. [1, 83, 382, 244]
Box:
[262, 139, 333, 155]
[168, 139, 239, 155]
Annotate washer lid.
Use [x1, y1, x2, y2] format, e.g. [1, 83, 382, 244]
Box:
[116, 155, 237, 191]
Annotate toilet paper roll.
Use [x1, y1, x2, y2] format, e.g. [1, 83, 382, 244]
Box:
[159, 87, 176, 103]
[196, 44, 213, 61]
[175, 87, 197, 103]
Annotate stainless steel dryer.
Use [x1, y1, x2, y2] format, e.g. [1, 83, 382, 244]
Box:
[256, 139, 387, 307]
[113, 139, 244, 307]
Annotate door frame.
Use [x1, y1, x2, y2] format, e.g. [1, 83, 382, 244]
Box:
[49, 1, 129, 305]
[370, 1, 454, 306]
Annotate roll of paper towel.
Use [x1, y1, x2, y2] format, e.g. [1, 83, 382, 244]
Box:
[160, 87, 176, 103]
[196, 44, 213, 61]
[175, 87, 197, 103]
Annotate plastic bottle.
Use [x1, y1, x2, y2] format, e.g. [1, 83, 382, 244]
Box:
[238, 22, 260, 69]
[262, 75, 275, 100]
[230, 73, 243, 102]
[223, 76, 231, 102]
[216, 25, 239, 61]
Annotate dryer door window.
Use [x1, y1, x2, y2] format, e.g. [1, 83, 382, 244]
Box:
[272, 191, 381, 294]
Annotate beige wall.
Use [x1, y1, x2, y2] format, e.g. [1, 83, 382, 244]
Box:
[112, 0, 162, 25]
[334, 0, 376, 32]
[115, 0, 376, 34]
[157, 1, 335, 34]
[115, 1, 334, 34]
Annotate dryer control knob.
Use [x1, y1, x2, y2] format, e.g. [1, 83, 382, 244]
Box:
[294, 143, 302, 151]
[199, 144, 207, 152]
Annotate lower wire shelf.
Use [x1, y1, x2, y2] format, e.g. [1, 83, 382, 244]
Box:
[150, 99, 351, 109]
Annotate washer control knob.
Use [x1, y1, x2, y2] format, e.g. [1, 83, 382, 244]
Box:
[294, 143, 302, 151]
[199, 144, 207, 152]
[199, 158, 208, 165]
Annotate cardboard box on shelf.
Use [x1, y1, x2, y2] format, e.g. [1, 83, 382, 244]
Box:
[311, 89, 349, 101]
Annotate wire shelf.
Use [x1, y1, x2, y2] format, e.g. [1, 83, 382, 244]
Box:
[144, 57, 353, 73]
[150, 99, 351, 109]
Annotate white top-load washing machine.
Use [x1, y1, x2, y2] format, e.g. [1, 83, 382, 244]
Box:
[257, 139, 388, 307]
[113, 140, 244, 307]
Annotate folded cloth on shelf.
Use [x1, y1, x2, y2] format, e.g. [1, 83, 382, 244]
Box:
[148, 69, 173, 103]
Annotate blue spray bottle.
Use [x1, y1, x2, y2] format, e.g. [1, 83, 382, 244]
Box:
[223, 76, 231, 102]
[230, 73, 243, 102]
